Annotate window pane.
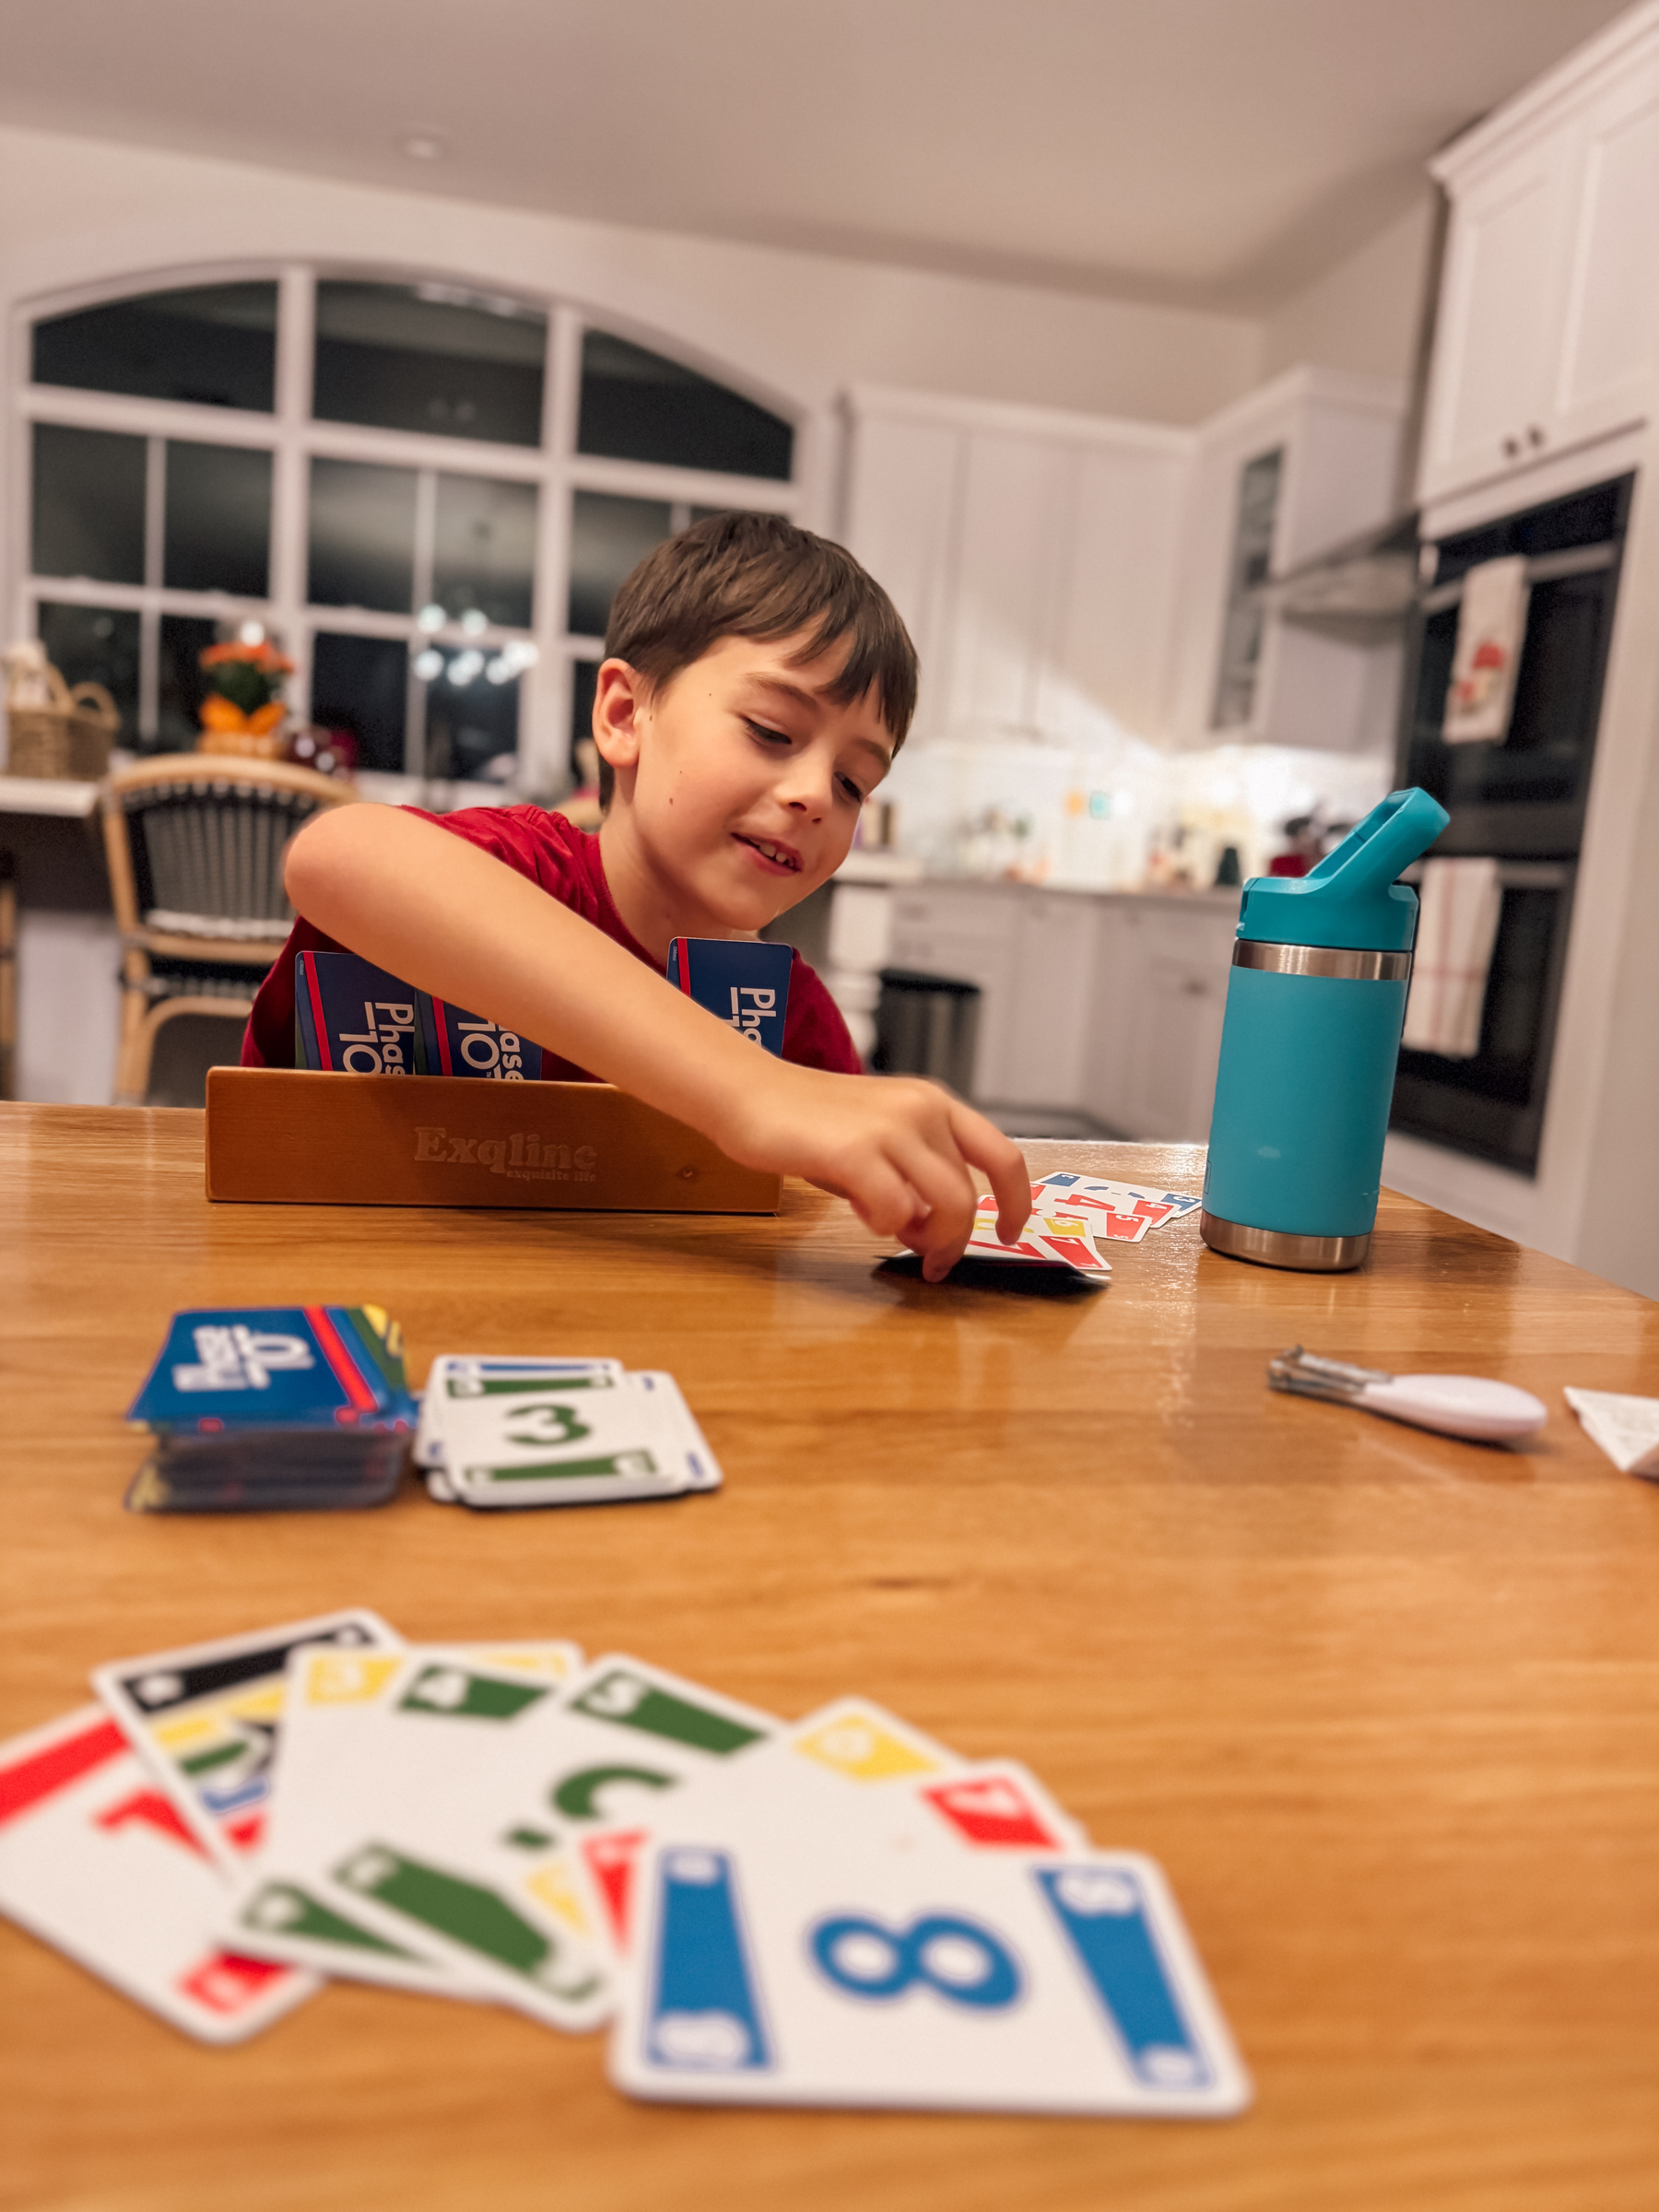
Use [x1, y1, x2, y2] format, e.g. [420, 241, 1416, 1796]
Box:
[568, 491, 672, 638]
[308, 457, 417, 613]
[433, 474, 537, 629]
[157, 614, 219, 751]
[310, 631, 409, 773]
[163, 441, 272, 596]
[313, 281, 546, 447]
[578, 331, 793, 480]
[31, 422, 146, 583]
[425, 663, 520, 783]
[34, 602, 141, 743]
[31, 282, 277, 412]
[569, 656, 600, 782]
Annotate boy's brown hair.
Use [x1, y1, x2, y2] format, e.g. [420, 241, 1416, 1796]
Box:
[595, 511, 917, 806]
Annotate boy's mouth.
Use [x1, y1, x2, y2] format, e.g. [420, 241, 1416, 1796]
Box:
[734, 833, 803, 875]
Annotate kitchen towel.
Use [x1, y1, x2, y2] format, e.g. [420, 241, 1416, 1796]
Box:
[1402, 856, 1503, 1059]
[1444, 555, 1529, 743]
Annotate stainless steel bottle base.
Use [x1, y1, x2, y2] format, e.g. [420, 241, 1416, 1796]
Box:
[1199, 1211, 1371, 1273]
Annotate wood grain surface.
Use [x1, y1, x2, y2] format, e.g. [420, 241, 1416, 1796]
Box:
[2, 1101, 1656, 2212]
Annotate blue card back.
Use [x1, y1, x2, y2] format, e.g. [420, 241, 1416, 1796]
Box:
[420, 995, 543, 1081]
[666, 939, 793, 1056]
[129, 1305, 408, 1433]
[297, 952, 424, 1075]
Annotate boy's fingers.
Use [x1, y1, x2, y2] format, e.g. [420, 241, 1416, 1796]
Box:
[946, 1104, 1030, 1242]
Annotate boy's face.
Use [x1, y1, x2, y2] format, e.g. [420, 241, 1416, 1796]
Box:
[594, 631, 895, 938]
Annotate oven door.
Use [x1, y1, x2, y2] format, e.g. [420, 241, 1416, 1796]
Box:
[1389, 862, 1574, 1176]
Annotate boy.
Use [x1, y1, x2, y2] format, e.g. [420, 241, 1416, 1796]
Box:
[248, 512, 1027, 1278]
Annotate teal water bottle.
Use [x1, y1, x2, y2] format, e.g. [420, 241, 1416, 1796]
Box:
[1200, 788, 1450, 1272]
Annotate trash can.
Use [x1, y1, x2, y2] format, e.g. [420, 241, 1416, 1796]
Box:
[872, 968, 981, 1097]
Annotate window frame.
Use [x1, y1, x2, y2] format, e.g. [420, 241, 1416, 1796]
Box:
[7, 261, 807, 791]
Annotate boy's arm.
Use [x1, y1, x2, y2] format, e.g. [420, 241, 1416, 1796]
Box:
[285, 806, 1029, 1280]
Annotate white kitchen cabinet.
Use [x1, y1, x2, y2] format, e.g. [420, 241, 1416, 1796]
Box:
[1165, 367, 1405, 750]
[1085, 901, 1235, 1144]
[1420, 3, 1659, 508]
[843, 386, 1192, 749]
[995, 892, 1099, 1112]
[887, 880, 1023, 1100]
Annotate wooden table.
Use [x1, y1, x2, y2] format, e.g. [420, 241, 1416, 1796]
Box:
[3, 1104, 1657, 2212]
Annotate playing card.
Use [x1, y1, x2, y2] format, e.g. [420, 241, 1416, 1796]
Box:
[228, 1646, 583, 2012]
[294, 951, 428, 1075]
[124, 1427, 409, 1514]
[415, 1356, 625, 1470]
[965, 1198, 1111, 1276]
[129, 1305, 416, 1434]
[667, 938, 793, 1056]
[91, 1609, 400, 1867]
[0, 1704, 314, 2043]
[611, 1822, 1250, 2116]
[419, 995, 544, 1081]
[441, 1372, 718, 1509]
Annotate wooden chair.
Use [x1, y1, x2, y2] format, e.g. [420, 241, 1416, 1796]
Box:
[101, 756, 355, 1106]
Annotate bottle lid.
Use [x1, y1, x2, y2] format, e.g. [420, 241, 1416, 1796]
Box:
[1236, 788, 1450, 952]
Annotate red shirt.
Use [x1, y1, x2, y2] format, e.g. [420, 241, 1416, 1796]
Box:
[241, 804, 862, 1079]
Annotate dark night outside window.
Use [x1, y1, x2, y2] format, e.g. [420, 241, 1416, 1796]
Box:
[578, 332, 793, 480]
[569, 656, 600, 782]
[308, 457, 418, 613]
[35, 603, 142, 742]
[568, 490, 673, 638]
[163, 441, 273, 597]
[313, 281, 547, 448]
[31, 282, 278, 412]
[310, 632, 410, 772]
[433, 475, 538, 629]
[157, 613, 219, 750]
[31, 423, 147, 583]
[426, 670, 521, 783]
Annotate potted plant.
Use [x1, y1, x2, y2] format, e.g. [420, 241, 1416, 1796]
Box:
[197, 634, 293, 758]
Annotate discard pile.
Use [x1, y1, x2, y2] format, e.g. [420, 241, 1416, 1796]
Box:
[0, 1616, 1251, 2117]
[415, 1356, 723, 1510]
[947, 1171, 1203, 1281]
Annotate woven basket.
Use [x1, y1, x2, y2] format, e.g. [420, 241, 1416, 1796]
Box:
[6, 663, 120, 781]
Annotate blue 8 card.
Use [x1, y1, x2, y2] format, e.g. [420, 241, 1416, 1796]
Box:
[611, 1833, 1251, 2116]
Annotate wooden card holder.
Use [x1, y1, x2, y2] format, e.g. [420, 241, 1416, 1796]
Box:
[205, 1067, 781, 1213]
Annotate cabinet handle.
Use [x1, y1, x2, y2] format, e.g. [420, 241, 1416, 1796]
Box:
[1501, 434, 1521, 460]
[1181, 979, 1207, 997]
[1527, 424, 1547, 449]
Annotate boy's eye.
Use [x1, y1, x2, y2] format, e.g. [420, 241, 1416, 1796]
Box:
[837, 775, 865, 806]
[744, 718, 791, 747]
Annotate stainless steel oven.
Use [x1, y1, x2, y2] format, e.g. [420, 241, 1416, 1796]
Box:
[1389, 474, 1631, 1174]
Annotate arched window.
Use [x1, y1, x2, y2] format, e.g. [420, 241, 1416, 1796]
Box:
[16, 269, 800, 792]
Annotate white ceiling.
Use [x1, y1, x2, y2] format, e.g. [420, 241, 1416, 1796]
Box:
[0, 0, 1633, 312]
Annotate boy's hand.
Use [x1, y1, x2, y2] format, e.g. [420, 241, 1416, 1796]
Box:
[723, 1060, 1030, 1282]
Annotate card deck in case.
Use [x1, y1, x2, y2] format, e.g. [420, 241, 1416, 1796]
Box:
[125, 1428, 410, 1513]
[0, 1704, 315, 2042]
[667, 938, 793, 1055]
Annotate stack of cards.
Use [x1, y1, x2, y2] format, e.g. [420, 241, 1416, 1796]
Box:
[0, 1618, 1252, 2119]
[294, 949, 544, 1081]
[414, 1356, 723, 1512]
[125, 1305, 417, 1513]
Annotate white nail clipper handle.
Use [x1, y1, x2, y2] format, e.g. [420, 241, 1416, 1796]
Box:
[1269, 1347, 1547, 1442]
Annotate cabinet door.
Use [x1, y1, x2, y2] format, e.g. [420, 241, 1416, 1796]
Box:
[1080, 903, 1140, 1133]
[1553, 60, 1659, 454]
[941, 433, 1072, 737]
[995, 895, 1098, 1112]
[887, 886, 1021, 1101]
[1035, 440, 1190, 744]
[843, 413, 963, 740]
[1122, 954, 1229, 1143]
[1418, 135, 1578, 503]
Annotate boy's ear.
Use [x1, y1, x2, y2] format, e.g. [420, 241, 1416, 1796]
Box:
[592, 659, 647, 779]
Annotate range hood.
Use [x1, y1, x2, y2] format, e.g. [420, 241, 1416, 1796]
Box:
[1257, 186, 1451, 628]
